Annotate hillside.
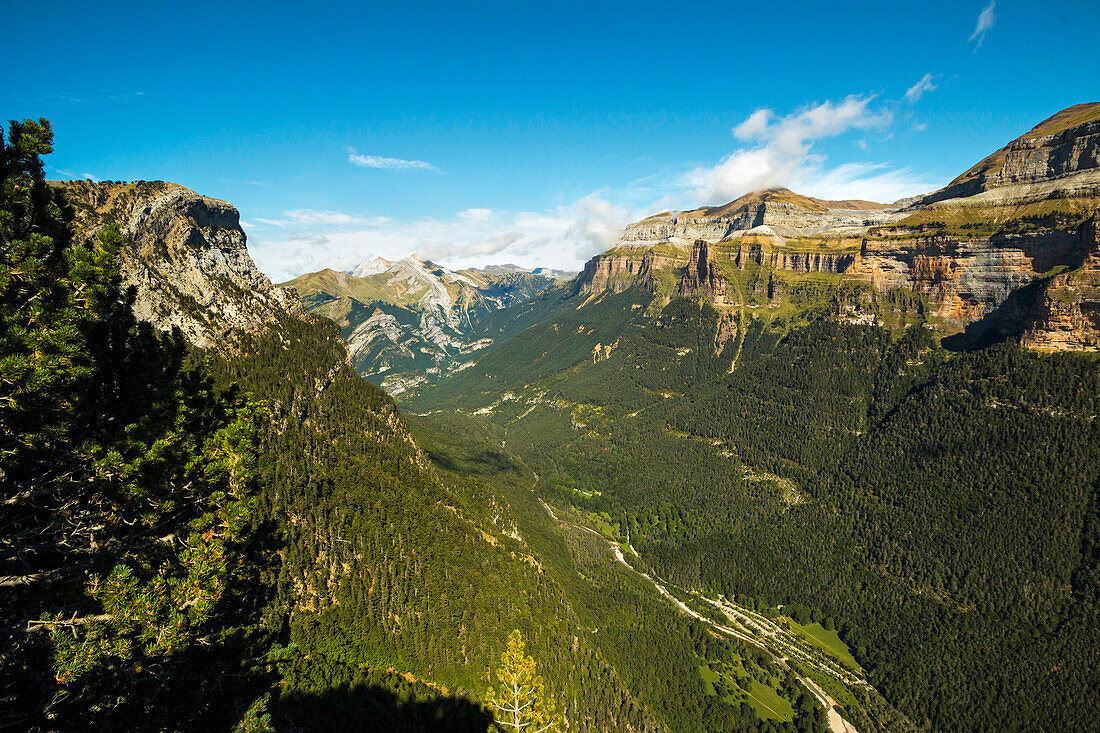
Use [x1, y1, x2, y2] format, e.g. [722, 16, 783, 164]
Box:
[10, 103, 1100, 733]
[26, 148, 850, 732]
[407, 275, 1100, 733]
[404, 105, 1100, 732]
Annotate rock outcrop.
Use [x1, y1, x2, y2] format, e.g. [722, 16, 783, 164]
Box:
[578, 246, 689, 294]
[619, 188, 904, 247]
[679, 241, 728, 302]
[1021, 219, 1100, 351]
[55, 180, 303, 349]
[287, 258, 562, 392]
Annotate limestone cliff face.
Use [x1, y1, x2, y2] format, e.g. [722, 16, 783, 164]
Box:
[679, 241, 728, 302]
[574, 104, 1100, 350]
[1021, 219, 1100, 351]
[56, 180, 304, 349]
[854, 227, 1087, 326]
[578, 246, 688, 293]
[730, 241, 858, 274]
[619, 188, 903, 246]
[580, 223, 1094, 335]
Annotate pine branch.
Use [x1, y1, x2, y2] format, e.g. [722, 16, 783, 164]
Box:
[24, 613, 111, 633]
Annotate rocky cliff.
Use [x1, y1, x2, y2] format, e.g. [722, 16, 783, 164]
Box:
[679, 240, 728, 302]
[578, 245, 689, 294]
[619, 188, 904, 247]
[55, 180, 304, 349]
[576, 104, 1100, 350]
[1020, 219, 1100, 350]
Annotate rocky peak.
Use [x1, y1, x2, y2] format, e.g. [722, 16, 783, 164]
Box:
[351, 256, 392, 277]
[918, 102, 1100, 205]
[619, 188, 903, 248]
[54, 180, 304, 350]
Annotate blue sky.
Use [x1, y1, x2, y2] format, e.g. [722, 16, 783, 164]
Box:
[5, 0, 1098, 278]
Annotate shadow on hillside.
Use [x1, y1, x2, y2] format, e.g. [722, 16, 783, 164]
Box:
[941, 274, 1053, 352]
[275, 683, 494, 733]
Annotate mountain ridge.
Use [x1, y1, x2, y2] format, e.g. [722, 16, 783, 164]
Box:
[572, 102, 1100, 350]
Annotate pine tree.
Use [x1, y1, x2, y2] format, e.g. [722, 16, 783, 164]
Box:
[1, 118, 272, 731]
[486, 630, 557, 733]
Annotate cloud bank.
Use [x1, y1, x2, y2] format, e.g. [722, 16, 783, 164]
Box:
[252, 88, 943, 280]
[682, 95, 936, 205]
[250, 194, 633, 283]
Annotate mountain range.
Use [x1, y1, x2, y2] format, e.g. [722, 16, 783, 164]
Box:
[7, 102, 1100, 733]
[285, 102, 1100, 400]
[284, 257, 573, 393]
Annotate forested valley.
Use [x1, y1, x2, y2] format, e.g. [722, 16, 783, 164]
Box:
[408, 288, 1100, 732]
[5, 117, 1100, 733]
[3, 121, 843, 733]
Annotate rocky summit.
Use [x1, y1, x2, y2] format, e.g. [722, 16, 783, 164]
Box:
[285, 257, 572, 392]
[55, 180, 305, 350]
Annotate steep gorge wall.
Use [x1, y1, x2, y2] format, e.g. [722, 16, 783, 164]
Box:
[578, 219, 1098, 342]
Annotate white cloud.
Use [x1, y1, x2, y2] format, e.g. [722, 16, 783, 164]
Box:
[564, 193, 634, 259]
[733, 109, 772, 140]
[252, 87, 945, 281]
[905, 73, 937, 103]
[347, 148, 440, 172]
[458, 207, 494, 222]
[248, 193, 638, 282]
[969, 1, 996, 48]
[253, 209, 388, 228]
[681, 95, 926, 205]
[51, 167, 99, 182]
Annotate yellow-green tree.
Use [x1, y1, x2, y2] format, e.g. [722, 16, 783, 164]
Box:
[486, 630, 557, 732]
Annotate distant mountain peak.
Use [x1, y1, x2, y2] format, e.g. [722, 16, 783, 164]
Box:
[351, 256, 393, 277]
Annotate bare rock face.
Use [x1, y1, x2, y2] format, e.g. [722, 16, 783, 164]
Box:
[578, 246, 689, 293]
[730, 239, 859, 274]
[574, 104, 1100, 351]
[1021, 219, 1100, 351]
[619, 188, 904, 246]
[854, 227, 1086, 327]
[679, 240, 728, 302]
[56, 180, 304, 349]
